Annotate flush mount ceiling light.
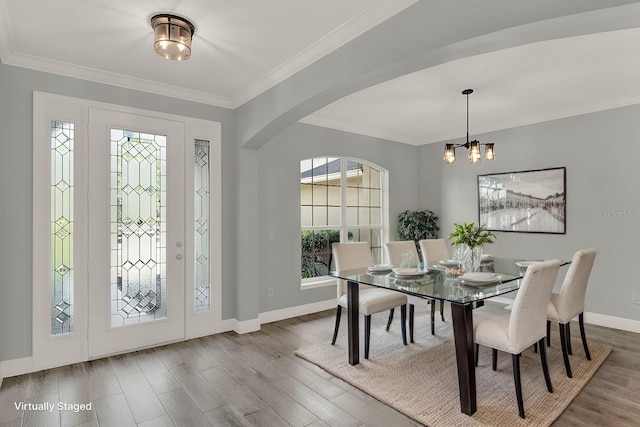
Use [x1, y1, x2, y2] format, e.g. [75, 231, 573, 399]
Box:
[151, 14, 195, 61]
[444, 89, 495, 164]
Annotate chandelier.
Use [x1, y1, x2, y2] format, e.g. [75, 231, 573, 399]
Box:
[443, 89, 495, 164]
[151, 14, 195, 61]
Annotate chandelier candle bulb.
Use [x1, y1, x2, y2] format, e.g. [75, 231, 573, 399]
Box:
[444, 89, 496, 164]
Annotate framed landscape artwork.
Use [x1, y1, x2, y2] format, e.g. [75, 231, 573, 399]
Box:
[477, 167, 566, 234]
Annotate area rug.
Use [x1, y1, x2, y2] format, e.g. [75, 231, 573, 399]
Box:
[295, 315, 611, 427]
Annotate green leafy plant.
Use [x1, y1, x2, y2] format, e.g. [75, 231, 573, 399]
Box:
[397, 210, 439, 252]
[448, 222, 496, 248]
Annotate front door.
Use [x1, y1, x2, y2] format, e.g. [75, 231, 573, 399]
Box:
[87, 109, 186, 358]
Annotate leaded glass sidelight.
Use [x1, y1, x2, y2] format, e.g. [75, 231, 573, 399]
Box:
[194, 139, 210, 312]
[51, 121, 75, 335]
[110, 129, 167, 326]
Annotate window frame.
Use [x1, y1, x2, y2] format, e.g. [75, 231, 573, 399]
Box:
[300, 157, 389, 289]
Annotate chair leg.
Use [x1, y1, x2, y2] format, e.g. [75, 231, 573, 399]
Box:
[386, 308, 395, 331]
[492, 348, 498, 371]
[430, 300, 435, 335]
[533, 342, 538, 353]
[539, 338, 553, 393]
[331, 305, 342, 345]
[559, 323, 573, 378]
[546, 320, 551, 347]
[566, 322, 573, 355]
[512, 353, 525, 419]
[474, 343, 479, 367]
[440, 300, 445, 321]
[400, 305, 408, 345]
[364, 315, 371, 359]
[579, 313, 592, 360]
[409, 304, 415, 343]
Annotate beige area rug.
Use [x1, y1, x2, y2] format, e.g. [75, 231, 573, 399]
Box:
[295, 314, 611, 427]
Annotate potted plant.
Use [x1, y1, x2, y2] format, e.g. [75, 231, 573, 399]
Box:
[448, 222, 496, 272]
[397, 210, 439, 256]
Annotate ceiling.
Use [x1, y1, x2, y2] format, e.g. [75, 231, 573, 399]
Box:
[302, 27, 640, 145]
[2, 1, 640, 146]
[0, 0, 416, 107]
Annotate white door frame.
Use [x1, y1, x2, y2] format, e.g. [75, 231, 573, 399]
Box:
[87, 109, 186, 358]
[32, 92, 222, 370]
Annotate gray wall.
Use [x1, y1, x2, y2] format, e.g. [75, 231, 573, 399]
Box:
[0, 63, 239, 361]
[236, 0, 640, 149]
[0, 64, 421, 362]
[418, 104, 640, 321]
[256, 123, 420, 312]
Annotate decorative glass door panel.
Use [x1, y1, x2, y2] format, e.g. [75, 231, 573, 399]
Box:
[111, 129, 167, 326]
[88, 109, 185, 358]
[34, 94, 222, 370]
[194, 139, 210, 312]
[51, 121, 75, 335]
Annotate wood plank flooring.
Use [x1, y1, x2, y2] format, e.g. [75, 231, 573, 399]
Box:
[0, 303, 638, 426]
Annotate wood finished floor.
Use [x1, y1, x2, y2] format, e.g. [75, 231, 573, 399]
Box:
[0, 303, 638, 427]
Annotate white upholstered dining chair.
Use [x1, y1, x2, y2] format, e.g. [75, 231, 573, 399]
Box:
[546, 248, 597, 378]
[331, 242, 408, 359]
[474, 259, 561, 419]
[384, 241, 436, 340]
[419, 239, 451, 321]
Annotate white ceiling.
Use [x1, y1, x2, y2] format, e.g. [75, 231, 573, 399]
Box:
[0, 0, 416, 107]
[302, 28, 640, 145]
[1, 1, 639, 146]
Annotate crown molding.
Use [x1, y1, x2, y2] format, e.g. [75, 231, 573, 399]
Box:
[303, 93, 640, 147]
[0, 0, 416, 109]
[231, 0, 417, 108]
[3, 51, 234, 107]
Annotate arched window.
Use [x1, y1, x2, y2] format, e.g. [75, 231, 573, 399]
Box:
[300, 157, 387, 283]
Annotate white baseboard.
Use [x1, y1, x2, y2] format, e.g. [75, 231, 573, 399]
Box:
[0, 356, 33, 380]
[584, 312, 640, 333]
[220, 317, 261, 334]
[259, 299, 336, 325]
[489, 297, 640, 333]
[0, 300, 336, 380]
[219, 299, 336, 335]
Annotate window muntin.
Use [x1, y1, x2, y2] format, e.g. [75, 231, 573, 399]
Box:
[301, 157, 385, 280]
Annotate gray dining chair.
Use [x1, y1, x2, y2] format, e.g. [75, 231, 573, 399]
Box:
[546, 248, 597, 378]
[331, 242, 408, 359]
[419, 238, 451, 321]
[474, 259, 561, 419]
[384, 241, 436, 340]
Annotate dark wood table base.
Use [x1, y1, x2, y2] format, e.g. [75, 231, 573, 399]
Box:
[450, 302, 477, 415]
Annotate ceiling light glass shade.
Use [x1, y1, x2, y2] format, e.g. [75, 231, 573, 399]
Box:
[151, 14, 195, 61]
[444, 144, 456, 163]
[444, 89, 496, 164]
[468, 140, 481, 163]
[484, 143, 495, 160]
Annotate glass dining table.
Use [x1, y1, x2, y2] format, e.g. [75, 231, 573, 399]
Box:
[330, 257, 566, 416]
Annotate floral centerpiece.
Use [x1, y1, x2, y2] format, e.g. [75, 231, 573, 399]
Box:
[448, 222, 496, 272]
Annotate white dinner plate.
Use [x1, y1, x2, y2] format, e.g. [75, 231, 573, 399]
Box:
[392, 268, 425, 277]
[439, 259, 461, 267]
[515, 261, 543, 268]
[459, 272, 498, 283]
[368, 264, 393, 273]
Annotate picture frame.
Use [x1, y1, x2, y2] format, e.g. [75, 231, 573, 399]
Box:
[477, 167, 566, 234]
